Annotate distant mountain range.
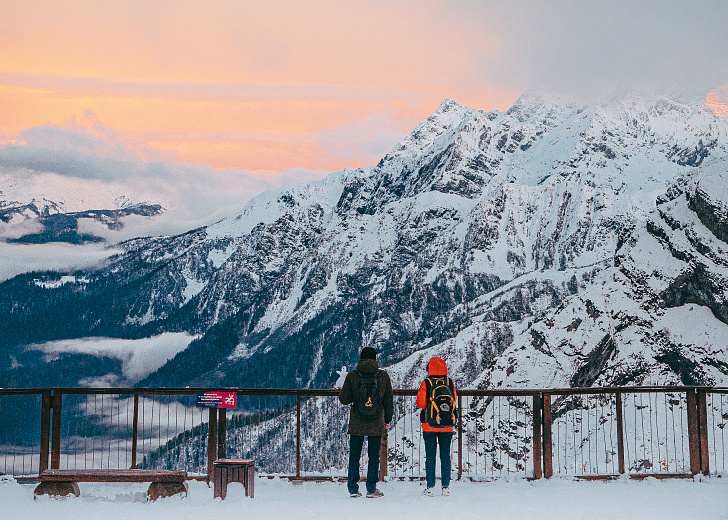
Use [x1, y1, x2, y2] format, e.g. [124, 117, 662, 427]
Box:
[0, 173, 164, 244]
[1, 89, 727, 390]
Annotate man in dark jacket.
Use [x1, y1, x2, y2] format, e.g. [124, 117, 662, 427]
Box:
[338, 346, 393, 498]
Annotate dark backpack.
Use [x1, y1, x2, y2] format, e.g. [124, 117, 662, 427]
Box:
[421, 376, 457, 427]
[353, 370, 382, 419]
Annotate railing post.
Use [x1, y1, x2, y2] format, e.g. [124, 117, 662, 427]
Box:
[380, 430, 388, 478]
[131, 394, 139, 469]
[50, 390, 63, 469]
[208, 408, 217, 481]
[532, 394, 543, 480]
[296, 394, 301, 477]
[615, 391, 625, 474]
[218, 408, 227, 460]
[697, 390, 709, 475]
[687, 389, 701, 475]
[542, 393, 553, 478]
[457, 393, 463, 480]
[39, 390, 51, 474]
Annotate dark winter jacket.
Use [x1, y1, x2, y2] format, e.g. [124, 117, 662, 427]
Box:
[338, 358, 394, 436]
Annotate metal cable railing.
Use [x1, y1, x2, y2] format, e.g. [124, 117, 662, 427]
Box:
[0, 386, 724, 480]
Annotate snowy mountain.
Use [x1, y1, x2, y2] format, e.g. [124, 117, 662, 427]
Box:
[390, 158, 728, 391]
[0, 172, 164, 244]
[1, 89, 728, 391]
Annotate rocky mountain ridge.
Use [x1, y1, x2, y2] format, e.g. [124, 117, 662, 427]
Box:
[1, 89, 728, 390]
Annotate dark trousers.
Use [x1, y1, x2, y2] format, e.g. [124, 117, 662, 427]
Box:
[347, 434, 381, 494]
[423, 431, 453, 488]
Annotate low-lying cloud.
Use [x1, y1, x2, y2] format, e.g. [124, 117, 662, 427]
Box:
[0, 242, 122, 282]
[28, 333, 197, 385]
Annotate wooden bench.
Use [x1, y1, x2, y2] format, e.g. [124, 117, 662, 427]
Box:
[213, 459, 255, 499]
[34, 469, 188, 501]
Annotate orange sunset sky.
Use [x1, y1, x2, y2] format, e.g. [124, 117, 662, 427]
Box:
[1, 1, 727, 177]
[0, 1, 522, 176]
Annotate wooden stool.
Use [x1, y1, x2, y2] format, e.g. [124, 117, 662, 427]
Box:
[213, 459, 255, 499]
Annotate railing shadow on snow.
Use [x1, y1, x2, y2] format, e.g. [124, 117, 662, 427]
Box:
[0, 386, 723, 481]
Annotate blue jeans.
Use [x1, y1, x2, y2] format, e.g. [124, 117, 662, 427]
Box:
[347, 435, 381, 494]
[423, 431, 453, 488]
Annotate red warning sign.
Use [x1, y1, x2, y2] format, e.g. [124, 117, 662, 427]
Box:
[196, 391, 237, 408]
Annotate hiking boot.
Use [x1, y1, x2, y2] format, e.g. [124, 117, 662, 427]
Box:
[423, 487, 434, 497]
[349, 491, 362, 498]
[442, 487, 450, 497]
[366, 489, 384, 498]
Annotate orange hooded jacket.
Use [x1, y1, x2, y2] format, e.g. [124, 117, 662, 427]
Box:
[416, 356, 457, 432]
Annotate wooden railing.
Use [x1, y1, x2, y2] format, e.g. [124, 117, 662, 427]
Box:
[0, 386, 724, 480]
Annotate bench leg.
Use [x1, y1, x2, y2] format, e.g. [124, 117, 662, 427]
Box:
[213, 472, 227, 499]
[247, 464, 254, 498]
[147, 481, 188, 501]
[34, 481, 80, 498]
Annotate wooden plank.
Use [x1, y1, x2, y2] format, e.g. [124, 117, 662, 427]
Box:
[686, 390, 701, 475]
[615, 391, 625, 474]
[213, 463, 224, 499]
[218, 408, 227, 460]
[296, 394, 301, 477]
[574, 473, 694, 481]
[208, 408, 217, 482]
[214, 459, 255, 466]
[697, 391, 709, 475]
[4, 385, 726, 398]
[628, 473, 694, 480]
[39, 390, 51, 474]
[131, 394, 139, 469]
[542, 394, 553, 478]
[457, 394, 463, 480]
[41, 469, 186, 477]
[379, 431, 388, 478]
[39, 469, 186, 483]
[247, 462, 255, 498]
[532, 395, 543, 480]
[50, 391, 62, 469]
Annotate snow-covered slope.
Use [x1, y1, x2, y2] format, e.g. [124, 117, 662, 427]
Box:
[424, 158, 728, 391]
[2, 89, 728, 391]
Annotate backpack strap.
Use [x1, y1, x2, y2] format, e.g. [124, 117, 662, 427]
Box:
[447, 376, 456, 415]
[426, 376, 441, 423]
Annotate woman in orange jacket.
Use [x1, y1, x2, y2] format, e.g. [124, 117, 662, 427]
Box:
[416, 356, 457, 496]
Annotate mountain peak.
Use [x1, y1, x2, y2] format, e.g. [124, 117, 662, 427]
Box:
[436, 98, 462, 112]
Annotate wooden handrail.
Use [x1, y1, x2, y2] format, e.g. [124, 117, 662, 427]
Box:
[3, 385, 727, 396]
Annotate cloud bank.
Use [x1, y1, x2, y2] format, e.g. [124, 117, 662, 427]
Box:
[28, 333, 197, 385]
[0, 112, 328, 236]
[0, 112, 331, 280]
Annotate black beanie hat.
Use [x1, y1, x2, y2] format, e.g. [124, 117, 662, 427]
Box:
[360, 347, 377, 360]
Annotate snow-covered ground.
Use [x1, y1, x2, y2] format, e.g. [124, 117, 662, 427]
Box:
[2, 475, 726, 520]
